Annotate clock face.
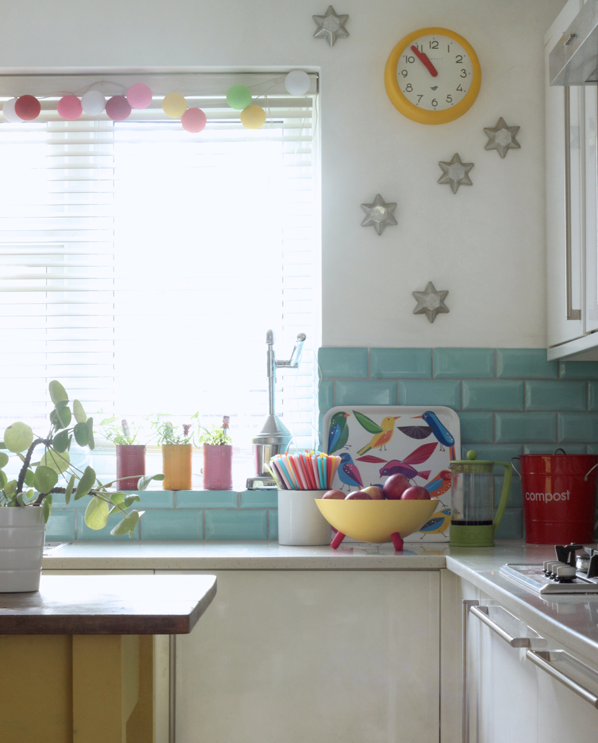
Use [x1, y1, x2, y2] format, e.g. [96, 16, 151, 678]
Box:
[385, 27, 481, 125]
[396, 34, 473, 112]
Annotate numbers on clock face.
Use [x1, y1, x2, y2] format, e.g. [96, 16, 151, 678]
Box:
[396, 35, 473, 112]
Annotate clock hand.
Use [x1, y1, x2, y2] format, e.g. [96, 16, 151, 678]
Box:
[410, 45, 438, 77]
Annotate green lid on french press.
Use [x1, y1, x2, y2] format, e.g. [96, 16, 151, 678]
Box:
[449, 449, 494, 474]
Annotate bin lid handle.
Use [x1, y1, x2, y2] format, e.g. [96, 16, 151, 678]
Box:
[511, 456, 521, 478]
[585, 463, 598, 482]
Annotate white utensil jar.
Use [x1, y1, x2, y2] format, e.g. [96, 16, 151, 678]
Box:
[277, 490, 331, 546]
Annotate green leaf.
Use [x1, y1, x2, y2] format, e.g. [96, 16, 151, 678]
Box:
[84, 497, 109, 530]
[123, 495, 141, 508]
[49, 380, 68, 405]
[0, 452, 8, 468]
[87, 417, 95, 450]
[4, 423, 34, 453]
[137, 473, 165, 491]
[24, 469, 35, 487]
[74, 466, 96, 500]
[40, 449, 70, 475]
[73, 422, 89, 447]
[57, 406, 72, 428]
[110, 492, 125, 504]
[352, 410, 384, 435]
[0, 441, 5, 449]
[42, 493, 53, 523]
[73, 400, 87, 424]
[53, 429, 71, 454]
[65, 474, 76, 506]
[110, 510, 142, 537]
[0, 471, 7, 489]
[16, 493, 25, 507]
[4, 480, 17, 498]
[24, 489, 36, 501]
[34, 465, 58, 493]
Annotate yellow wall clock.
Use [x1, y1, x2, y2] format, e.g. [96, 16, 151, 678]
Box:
[384, 27, 481, 125]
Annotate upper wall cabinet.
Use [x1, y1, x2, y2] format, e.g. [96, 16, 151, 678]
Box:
[545, 0, 598, 360]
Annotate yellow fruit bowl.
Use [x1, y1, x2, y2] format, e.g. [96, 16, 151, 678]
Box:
[315, 499, 439, 544]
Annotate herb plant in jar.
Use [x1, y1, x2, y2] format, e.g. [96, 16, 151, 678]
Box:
[100, 416, 146, 490]
[152, 415, 199, 491]
[199, 418, 233, 490]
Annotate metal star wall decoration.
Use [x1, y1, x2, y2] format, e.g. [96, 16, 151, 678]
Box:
[484, 117, 521, 158]
[412, 282, 449, 323]
[438, 153, 474, 194]
[360, 194, 397, 235]
[313, 6, 349, 46]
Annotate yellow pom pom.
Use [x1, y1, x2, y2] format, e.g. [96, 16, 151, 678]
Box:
[240, 104, 266, 129]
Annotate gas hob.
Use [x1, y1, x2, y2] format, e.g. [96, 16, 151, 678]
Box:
[501, 543, 598, 595]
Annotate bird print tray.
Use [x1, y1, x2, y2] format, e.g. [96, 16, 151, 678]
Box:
[322, 405, 460, 543]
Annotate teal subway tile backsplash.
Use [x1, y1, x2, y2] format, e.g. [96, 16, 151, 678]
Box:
[559, 361, 598, 380]
[318, 348, 368, 378]
[141, 510, 203, 540]
[399, 380, 461, 407]
[558, 413, 598, 443]
[46, 510, 76, 542]
[525, 381, 587, 411]
[240, 490, 278, 508]
[458, 412, 494, 443]
[44, 347, 598, 545]
[206, 510, 268, 541]
[433, 348, 494, 379]
[319, 380, 334, 411]
[462, 380, 524, 411]
[496, 349, 558, 379]
[177, 491, 238, 508]
[369, 348, 431, 379]
[335, 380, 397, 405]
[494, 508, 523, 540]
[496, 413, 557, 443]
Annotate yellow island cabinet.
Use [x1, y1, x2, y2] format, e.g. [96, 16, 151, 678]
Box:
[0, 574, 217, 743]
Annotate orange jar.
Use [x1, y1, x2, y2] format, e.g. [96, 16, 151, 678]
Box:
[161, 444, 192, 490]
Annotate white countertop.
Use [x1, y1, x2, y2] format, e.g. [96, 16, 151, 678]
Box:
[43, 540, 598, 665]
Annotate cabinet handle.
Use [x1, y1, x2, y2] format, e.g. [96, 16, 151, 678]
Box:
[526, 649, 598, 708]
[469, 604, 531, 648]
[564, 86, 582, 321]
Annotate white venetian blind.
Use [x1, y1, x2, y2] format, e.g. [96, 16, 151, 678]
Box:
[0, 72, 320, 455]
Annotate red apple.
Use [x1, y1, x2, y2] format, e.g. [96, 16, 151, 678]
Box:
[322, 489, 346, 500]
[400, 485, 431, 500]
[362, 485, 384, 500]
[383, 474, 411, 500]
[345, 491, 372, 500]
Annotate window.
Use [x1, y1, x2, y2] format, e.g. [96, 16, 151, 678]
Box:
[0, 72, 320, 485]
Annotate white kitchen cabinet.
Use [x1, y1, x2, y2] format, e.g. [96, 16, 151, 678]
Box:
[545, 0, 598, 359]
[545, 0, 585, 353]
[158, 569, 440, 743]
[449, 573, 598, 743]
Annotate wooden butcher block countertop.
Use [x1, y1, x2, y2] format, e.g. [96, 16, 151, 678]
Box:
[0, 574, 217, 634]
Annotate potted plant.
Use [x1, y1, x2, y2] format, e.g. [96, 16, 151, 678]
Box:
[198, 419, 233, 490]
[151, 414, 199, 491]
[100, 416, 146, 490]
[0, 381, 164, 592]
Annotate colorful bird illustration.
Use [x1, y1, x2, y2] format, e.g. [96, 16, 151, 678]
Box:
[338, 452, 364, 490]
[327, 411, 350, 454]
[425, 470, 452, 497]
[411, 411, 456, 460]
[357, 441, 438, 481]
[354, 411, 400, 456]
[419, 508, 452, 538]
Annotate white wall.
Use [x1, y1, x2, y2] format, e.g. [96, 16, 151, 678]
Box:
[0, 0, 565, 347]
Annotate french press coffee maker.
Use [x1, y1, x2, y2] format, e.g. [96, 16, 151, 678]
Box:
[449, 450, 512, 547]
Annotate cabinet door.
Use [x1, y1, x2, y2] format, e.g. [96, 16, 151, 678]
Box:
[534, 649, 598, 741]
[545, 0, 585, 347]
[474, 608, 538, 743]
[159, 569, 440, 743]
[585, 83, 598, 331]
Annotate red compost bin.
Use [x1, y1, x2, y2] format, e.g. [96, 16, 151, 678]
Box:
[516, 453, 598, 544]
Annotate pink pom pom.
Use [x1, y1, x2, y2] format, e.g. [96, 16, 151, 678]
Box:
[15, 95, 41, 121]
[57, 95, 82, 121]
[181, 107, 207, 133]
[126, 83, 152, 109]
[105, 95, 132, 121]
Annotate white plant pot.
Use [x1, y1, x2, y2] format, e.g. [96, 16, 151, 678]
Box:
[0, 507, 45, 592]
